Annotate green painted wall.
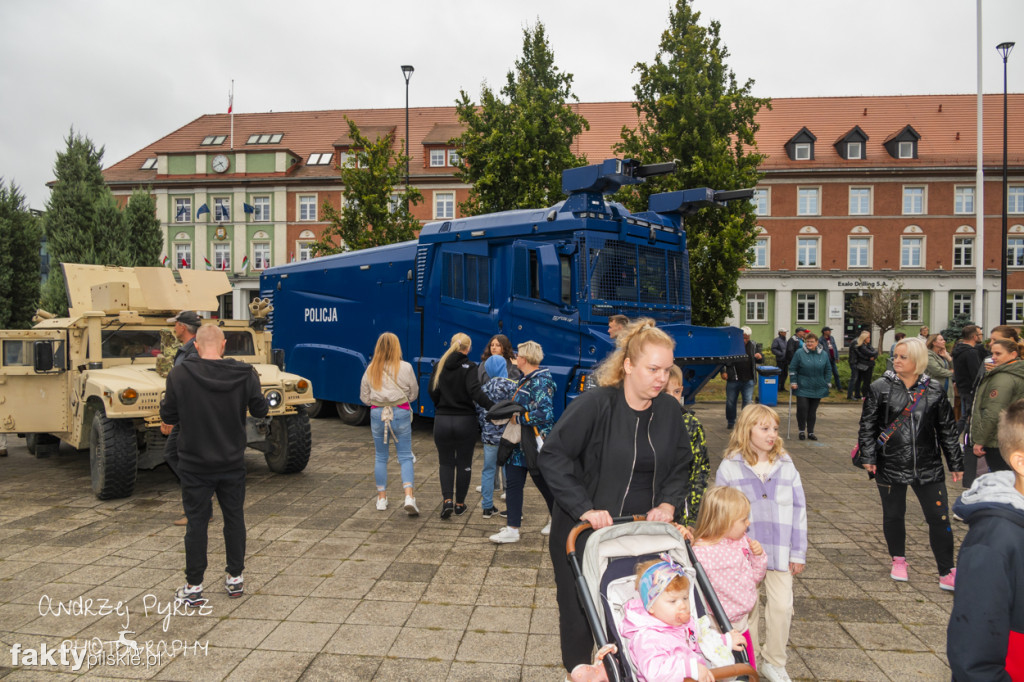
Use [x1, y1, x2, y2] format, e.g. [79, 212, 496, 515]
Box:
[740, 289, 776, 350]
[206, 154, 236, 174]
[167, 194, 195, 222]
[168, 156, 195, 175]
[246, 153, 275, 173]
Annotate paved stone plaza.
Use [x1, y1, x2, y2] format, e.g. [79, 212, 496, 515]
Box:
[0, 402, 965, 680]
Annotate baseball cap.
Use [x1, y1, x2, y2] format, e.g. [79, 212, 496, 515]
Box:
[778, 328, 788, 333]
[821, 326, 832, 332]
[166, 310, 201, 326]
[796, 327, 809, 333]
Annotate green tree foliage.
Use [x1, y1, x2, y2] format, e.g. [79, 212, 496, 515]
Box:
[453, 22, 589, 215]
[614, 0, 769, 327]
[0, 180, 42, 328]
[93, 192, 127, 266]
[310, 119, 423, 256]
[122, 189, 162, 266]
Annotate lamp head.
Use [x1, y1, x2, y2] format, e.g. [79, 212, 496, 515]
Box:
[997, 42, 1015, 61]
[401, 65, 415, 83]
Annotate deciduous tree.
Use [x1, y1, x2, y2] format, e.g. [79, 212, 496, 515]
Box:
[0, 180, 41, 328]
[849, 282, 907, 344]
[614, 0, 769, 327]
[453, 22, 589, 215]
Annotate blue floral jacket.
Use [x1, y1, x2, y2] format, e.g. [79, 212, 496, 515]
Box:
[510, 368, 557, 468]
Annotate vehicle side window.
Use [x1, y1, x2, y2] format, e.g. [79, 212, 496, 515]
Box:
[3, 340, 29, 366]
[224, 332, 255, 356]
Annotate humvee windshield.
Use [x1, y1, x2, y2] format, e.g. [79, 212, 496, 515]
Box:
[99, 329, 255, 359]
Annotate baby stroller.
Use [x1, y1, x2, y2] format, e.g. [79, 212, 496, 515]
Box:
[568, 516, 759, 682]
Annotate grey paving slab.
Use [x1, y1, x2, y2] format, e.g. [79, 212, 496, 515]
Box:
[0, 403, 973, 679]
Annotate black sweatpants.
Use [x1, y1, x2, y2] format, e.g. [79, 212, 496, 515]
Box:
[433, 414, 479, 504]
[180, 467, 246, 586]
[548, 503, 595, 672]
[876, 480, 954, 575]
[796, 396, 821, 434]
[164, 426, 181, 479]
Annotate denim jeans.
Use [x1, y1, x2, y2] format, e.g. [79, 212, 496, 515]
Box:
[481, 443, 498, 509]
[370, 407, 414, 492]
[725, 379, 754, 426]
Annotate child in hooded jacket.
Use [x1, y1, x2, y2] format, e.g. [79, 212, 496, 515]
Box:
[475, 354, 517, 516]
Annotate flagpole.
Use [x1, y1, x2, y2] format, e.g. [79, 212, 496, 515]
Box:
[229, 80, 235, 149]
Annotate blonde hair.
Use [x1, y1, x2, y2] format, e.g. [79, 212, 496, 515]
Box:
[725, 404, 784, 466]
[432, 332, 471, 390]
[693, 486, 751, 543]
[894, 336, 928, 375]
[667, 364, 683, 385]
[634, 558, 689, 594]
[516, 340, 544, 366]
[367, 332, 402, 391]
[855, 330, 870, 347]
[594, 318, 675, 387]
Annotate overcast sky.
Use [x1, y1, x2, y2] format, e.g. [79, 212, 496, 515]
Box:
[1, 0, 1021, 210]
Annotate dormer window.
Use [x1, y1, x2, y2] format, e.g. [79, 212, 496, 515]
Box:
[834, 126, 868, 160]
[785, 127, 816, 161]
[847, 142, 863, 159]
[884, 125, 920, 160]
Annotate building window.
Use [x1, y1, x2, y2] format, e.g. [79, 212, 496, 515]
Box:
[849, 237, 871, 268]
[252, 196, 270, 222]
[797, 237, 819, 268]
[898, 140, 915, 159]
[1008, 238, 1024, 267]
[201, 135, 227, 146]
[1007, 294, 1024, 324]
[902, 186, 925, 215]
[141, 158, 158, 170]
[793, 143, 811, 160]
[903, 292, 923, 323]
[252, 242, 271, 270]
[901, 237, 923, 268]
[953, 237, 974, 267]
[953, 293, 973, 319]
[298, 195, 317, 221]
[338, 152, 363, 168]
[430, 149, 446, 167]
[797, 188, 819, 216]
[213, 242, 231, 271]
[297, 241, 312, 262]
[796, 292, 818, 323]
[246, 133, 283, 145]
[388, 194, 402, 214]
[307, 152, 333, 165]
[849, 187, 871, 215]
[434, 191, 455, 219]
[745, 292, 767, 322]
[174, 197, 192, 223]
[846, 141, 863, 159]
[954, 186, 975, 215]
[1009, 186, 1024, 213]
[214, 197, 231, 222]
[752, 188, 770, 216]
[751, 237, 768, 268]
[174, 242, 191, 270]
[448, 150, 461, 166]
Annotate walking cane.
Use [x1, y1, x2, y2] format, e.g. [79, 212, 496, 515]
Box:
[787, 384, 793, 439]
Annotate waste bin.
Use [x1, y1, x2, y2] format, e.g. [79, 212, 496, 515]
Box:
[756, 365, 782, 407]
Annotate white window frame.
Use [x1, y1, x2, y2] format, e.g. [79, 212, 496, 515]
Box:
[953, 236, 974, 268]
[846, 141, 863, 159]
[388, 193, 402, 214]
[252, 196, 271, 222]
[297, 241, 313, 262]
[141, 158, 158, 170]
[751, 236, 769, 269]
[902, 186, 925, 215]
[307, 152, 333, 166]
[1008, 186, 1024, 214]
[796, 236, 820, 268]
[849, 187, 872, 216]
[298, 195, 317, 222]
[1008, 238, 1024, 268]
[213, 197, 231, 223]
[903, 292, 923, 323]
[430, 149, 446, 167]
[448, 149, 460, 166]
[953, 292, 973, 319]
[174, 197, 192, 223]
[954, 186, 975, 215]
[434, 191, 455, 219]
[174, 242, 192, 270]
[797, 187, 820, 216]
[1008, 294, 1024, 324]
[793, 143, 811, 160]
[901, 236, 924, 268]
[213, 242, 231, 271]
[252, 241, 271, 271]
[796, 292, 818, 324]
[752, 188, 770, 216]
[745, 292, 767, 322]
[848, 236, 871, 268]
[898, 140, 915, 159]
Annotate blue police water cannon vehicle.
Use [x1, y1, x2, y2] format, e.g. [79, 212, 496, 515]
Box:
[262, 158, 750, 424]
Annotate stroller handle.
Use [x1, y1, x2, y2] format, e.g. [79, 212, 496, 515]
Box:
[566, 515, 648, 555]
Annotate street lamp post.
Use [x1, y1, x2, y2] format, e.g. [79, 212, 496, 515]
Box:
[401, 65, 414, 188]
[998, 42, 1014, 323]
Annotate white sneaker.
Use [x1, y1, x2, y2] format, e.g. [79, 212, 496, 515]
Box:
[475, 485, 482, 492]
[541, 516, 551, 536]
[404, 495, 419, 516]
[760, 662, 792, 682]
[375, 497, 388, 511]
[500, 491, 506, 500]
[489, 526, 520, 544]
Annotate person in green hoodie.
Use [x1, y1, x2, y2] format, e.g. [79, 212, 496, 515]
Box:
[789, 332, 832, 441]
[971, 337, 1024, 474]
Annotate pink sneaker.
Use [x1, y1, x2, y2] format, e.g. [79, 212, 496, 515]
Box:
[939, 568, 956, 591]
[890, 557, 908, 582]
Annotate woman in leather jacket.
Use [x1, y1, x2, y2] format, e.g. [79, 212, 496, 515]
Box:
[856, 336, 963, 590]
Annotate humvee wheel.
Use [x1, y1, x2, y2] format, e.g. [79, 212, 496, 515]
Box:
[264, 410, 311, 474]
[336, 402, 369, 426]
[25, 434, 37, 455]
[26, 433, 60, 458]
[305, 399, 335, 419]
[89, 408, 138, 500]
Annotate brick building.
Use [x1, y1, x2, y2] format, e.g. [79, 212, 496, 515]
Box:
[102, 95, 1022, 345]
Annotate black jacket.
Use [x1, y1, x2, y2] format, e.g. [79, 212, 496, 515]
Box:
[784, 336, 802, 364]
[724, 340, 758, 382]
[160, 356, 268, 473]
[428, 352, 493, 417]
[951, 341, 983, 399]
[538, 386, 692, 521]
[856, 370, 962, 485]
[853, 342, 878, 371]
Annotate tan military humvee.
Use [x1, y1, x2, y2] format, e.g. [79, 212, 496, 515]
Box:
[0, 264, 315, 499]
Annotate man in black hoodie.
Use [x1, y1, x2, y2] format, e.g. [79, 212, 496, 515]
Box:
[160, 325, 268, 606]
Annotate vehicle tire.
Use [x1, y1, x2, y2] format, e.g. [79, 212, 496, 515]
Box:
[90, 408, 138, 500]
[336, 402, 369, 426]
[305, 399, 335, 419]
[27, 433, 60, 458]
[25, 433, 37, 455]
[264, 410, 311, 474]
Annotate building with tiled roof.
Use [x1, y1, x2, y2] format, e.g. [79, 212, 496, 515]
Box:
[102, 95, 1022, 344]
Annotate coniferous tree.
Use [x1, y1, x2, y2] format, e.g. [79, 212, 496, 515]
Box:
[310, 119, 422, 256]
[453, 22, 589, 215]
[0, 180, 41, 329]
[615, 0, 769, 327]
[93, 192, 126, 266]
[121, 189, 162, 266]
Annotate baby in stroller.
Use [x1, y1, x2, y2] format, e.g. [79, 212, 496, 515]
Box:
[620, 554, 745, 682]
